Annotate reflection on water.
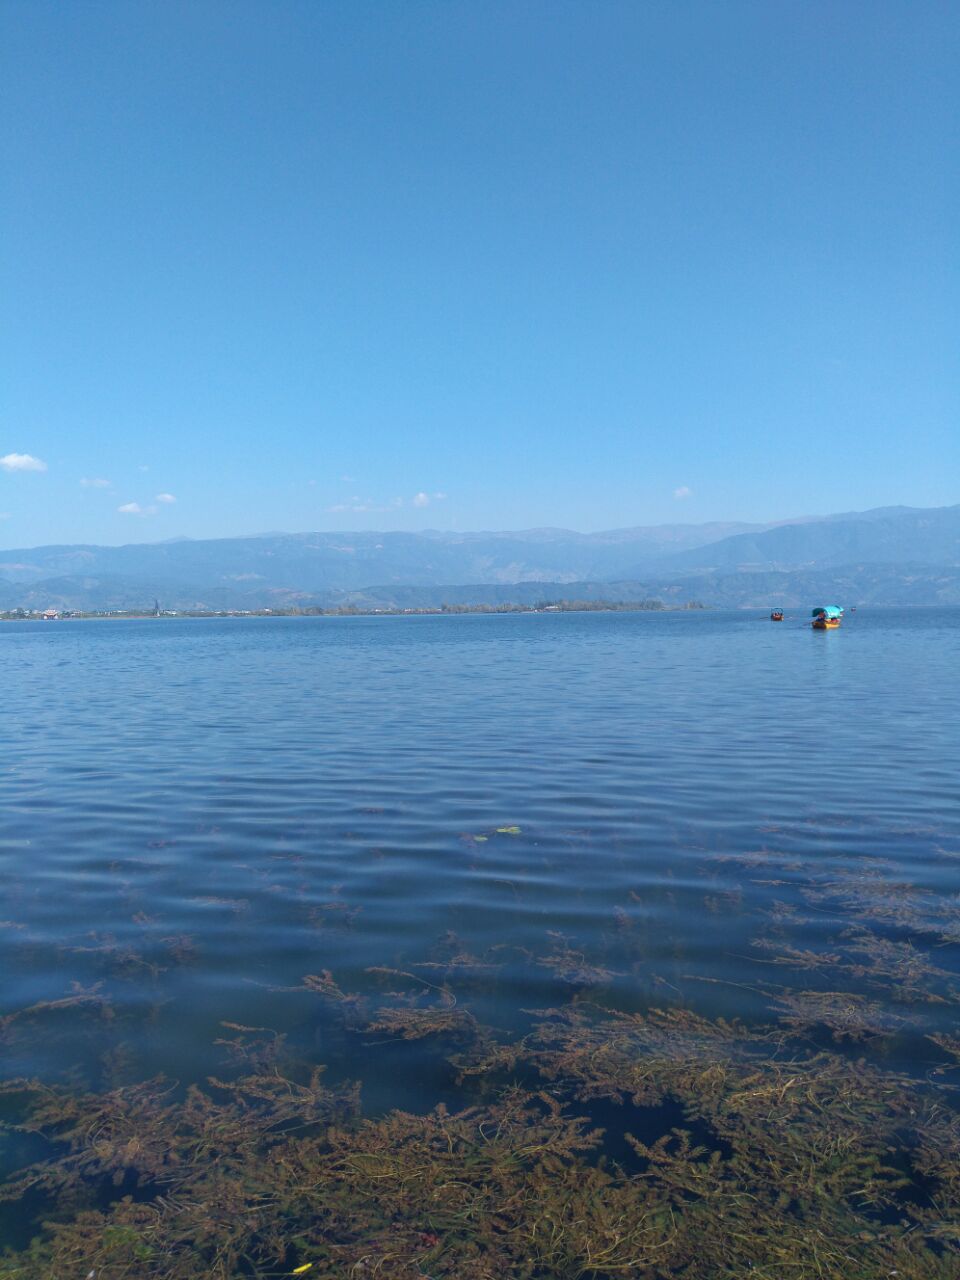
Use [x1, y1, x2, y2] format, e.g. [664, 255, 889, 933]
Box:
[1, 610, 959, 1275]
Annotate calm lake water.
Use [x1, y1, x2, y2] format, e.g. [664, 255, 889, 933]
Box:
[2, 609, 960, 1266]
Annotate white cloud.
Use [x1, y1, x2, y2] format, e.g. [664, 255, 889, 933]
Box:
[1, 453, 47, 472]
[118, 501, 158, 516]
[327, 495, 404, 514]
[155, 492, 177, 504]
[327, 492, 431, 515]
[0, 512, 10, 520]
[673, 486, 693, 500]
[328, 500, 380, 513]
[81, 476, 111, 488]
[433, 492, 447, 501]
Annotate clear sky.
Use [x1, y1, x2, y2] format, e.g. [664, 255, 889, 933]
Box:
[1, 1, 956, 546]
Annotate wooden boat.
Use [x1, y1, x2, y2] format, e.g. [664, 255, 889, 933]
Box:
[770, 609, 784, 621]
[811, 605, 843, 630]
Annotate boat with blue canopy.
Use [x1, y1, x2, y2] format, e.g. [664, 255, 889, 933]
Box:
[811, 605, 843, 629]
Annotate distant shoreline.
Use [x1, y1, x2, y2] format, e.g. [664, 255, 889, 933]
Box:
[2, 599, 706, 622]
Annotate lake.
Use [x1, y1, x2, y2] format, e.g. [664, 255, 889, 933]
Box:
[2, 609, 959, 1277]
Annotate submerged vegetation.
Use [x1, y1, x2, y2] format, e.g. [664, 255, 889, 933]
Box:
[3, 854, 960, 1280]
[2, 825, 960, 1278]
[1, 1000, 959, 1277]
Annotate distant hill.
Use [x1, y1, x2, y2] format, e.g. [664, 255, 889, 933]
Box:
[0, 520, 781, 592]
[1, 504, 958, 611]
[665, 505, 960, 573]
[641, 564, 960, 608]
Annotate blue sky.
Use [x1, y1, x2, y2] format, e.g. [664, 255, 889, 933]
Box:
[1, 1, 956, 546]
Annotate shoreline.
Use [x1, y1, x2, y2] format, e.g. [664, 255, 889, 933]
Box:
[2, 599, 705, 622]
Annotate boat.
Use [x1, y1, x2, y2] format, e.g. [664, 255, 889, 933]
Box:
[811, 605, 843, 630]
[770, 609, 784, 621]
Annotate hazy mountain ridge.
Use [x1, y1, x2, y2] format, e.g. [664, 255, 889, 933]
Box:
[1, 504, 958, 610]
[0, 520, 787, 589]
[667, 506, 960, 572]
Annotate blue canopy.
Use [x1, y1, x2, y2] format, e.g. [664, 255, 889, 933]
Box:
[811, 605, 843, 618]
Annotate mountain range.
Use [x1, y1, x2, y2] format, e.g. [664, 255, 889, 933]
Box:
[1, 504, 959, 611]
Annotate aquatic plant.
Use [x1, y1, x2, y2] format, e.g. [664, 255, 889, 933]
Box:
[2, 986, 960, 1279]
[3, 840, 960, 1278]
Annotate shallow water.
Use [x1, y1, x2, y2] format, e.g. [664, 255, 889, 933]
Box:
[2, 609, 960, 1268]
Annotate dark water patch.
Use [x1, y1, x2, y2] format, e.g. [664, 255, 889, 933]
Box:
[571, 1093, 731, 1174]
